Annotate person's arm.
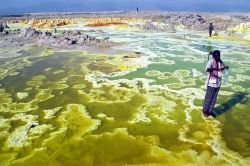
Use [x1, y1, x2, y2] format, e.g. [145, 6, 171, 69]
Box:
[206, 60, 212, 72]
[220, 62, 229, 71]
[222, 66, 229, 71]
[206, 61, 229, 72]
[207, 66, 229, 72]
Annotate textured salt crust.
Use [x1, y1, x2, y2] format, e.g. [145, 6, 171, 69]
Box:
[158, 75, 170, 80]
[199, 75, 209, 83]
[97, 113, 107, 118]
[0, 117, 7, 126]
[247, 88, 250, 93]
[92, 76, 204, 124]
[53, 70, 65, 74]
[178, 124, 204, 145]
[206, 132, 248, 165]
[165, 82, 188, 89]
[1, 22, 250, 165]
[183, 108, 193, 122]
[201, 118, 246, 165]
[161, 72, 172, 77]
[3, 114, 39, 149]
[235, 103, 247, 110]
[129, 107, 151, 123]
[92, 76, 205, 124]
[224, 76, 238, 83]
[42, 127, 67, 146]
[180, 120, 243, 164]
[0, 48, 53, 82]
[0, 88, 13, 103]
[26, 80, 43, 87]
[144, 69, 195, 84]
[86, 73, 154, 90]
[231, 105, 250, 132]
[142, 69, 196, 86]
[232, 68, 246, 74]
[16, 92, 29, 100]
[77, 90, 87, 95]
[57, 77, 68, 83]
[106, 117, 115, 121]
[28, 124, 54, 136]
[145, 70, 162, 77]
[232, 85, 246, 91]
[153, 114, 177, 124]
[43, 107, 62, 119]
[45, 82, 69, 90]
[32, 75, 47, 81]
[147, 95, 177, 111]
[221, 82, 234, 88]
[57, 33, 250, 162]
[0, 47, 54, 82]
[182, 78, 196, 86]
[151, 58, 176, 65]
[6, 101, 38, 113]
[0, 117, 11, 133]
[87, 87, 133, 103]
[236, 74, 250, 82]
[36, 89, 54, 101]
[183, 57, 205, 63]
[219, 91, 234, 96]
[4, 125, 31, 149]
[111, 59, 150, 76]
[61, 104, 101, 133]
[183, 117, 249, 165]
[0, 69, 19, 80]
[72, 84, 86, 89]
[192, 68, 203, 77]
[37, 48, 54, 57]
[161, 100, 177, 112]
[146, 95, 177, 123]
[44, 67, 52, 72]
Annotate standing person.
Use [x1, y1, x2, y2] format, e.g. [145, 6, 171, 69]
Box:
[203, 50, 229, 117]
[209, 23, 214, 37]
[0, 22, 4, 33]
[137, 7, 139, 12]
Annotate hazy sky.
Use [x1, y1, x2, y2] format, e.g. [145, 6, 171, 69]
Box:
[0, 0, 249, 14]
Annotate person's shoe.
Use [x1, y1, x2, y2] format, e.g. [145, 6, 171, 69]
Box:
[210, 111, 216, 118]
[203, 113, 210, 117]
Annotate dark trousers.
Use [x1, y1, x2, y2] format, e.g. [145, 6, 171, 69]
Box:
[203, 86, 220, 116]
[209, 30, 212, 37]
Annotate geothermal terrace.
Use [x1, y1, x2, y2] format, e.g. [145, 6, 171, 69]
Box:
[0, 12, 250, 165]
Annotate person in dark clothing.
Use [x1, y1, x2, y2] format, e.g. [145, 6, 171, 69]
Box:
[209, 23, 214, 37]
[203, 50, 229, 117]
[0, 22, 4, 33]
[137, 7, 139, 12]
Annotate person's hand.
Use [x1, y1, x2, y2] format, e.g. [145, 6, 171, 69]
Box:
[224, 66, 229, 70]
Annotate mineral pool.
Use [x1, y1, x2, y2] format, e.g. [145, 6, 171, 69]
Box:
[0, 25, 250, 166]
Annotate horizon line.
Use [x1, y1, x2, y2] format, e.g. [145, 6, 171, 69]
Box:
[1, 10, 250, 17]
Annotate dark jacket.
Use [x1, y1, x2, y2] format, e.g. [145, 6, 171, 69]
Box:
[209, 24, 214, 31]
[0, 24, 4, 32]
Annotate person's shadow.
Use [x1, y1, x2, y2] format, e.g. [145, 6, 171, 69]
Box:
[213, 92, 247, 116]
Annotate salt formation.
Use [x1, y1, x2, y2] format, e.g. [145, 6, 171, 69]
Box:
[0, 11, 250, 166]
